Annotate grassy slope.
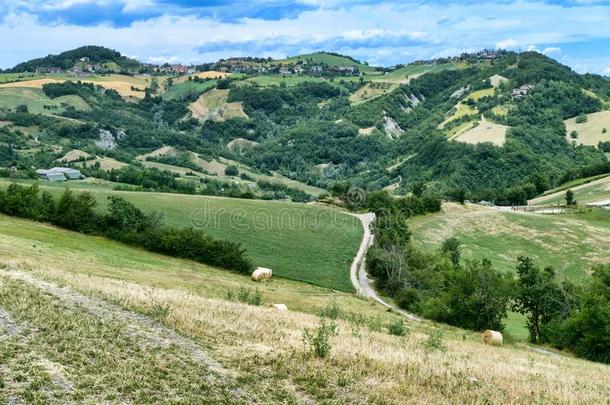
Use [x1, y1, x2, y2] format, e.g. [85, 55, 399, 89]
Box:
[0, 87, 89, 114]
[409, 203, 610, 282]
[281, 53, 376, 73]
[0, 179, 361, 292]
[162, 79, 217, 100]
[565, 110, 610, 146]
[1, 215, 609, 403]
[530, 174, 610, 205]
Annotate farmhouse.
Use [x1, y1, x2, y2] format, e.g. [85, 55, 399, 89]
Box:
[336, 66, 357, 74]
[511, 84, 535, 99]
[279, 68, 292, 75]
[36, 167, 83, 181]
[35, 67, 63, 74]
[310, 65, 323, 73]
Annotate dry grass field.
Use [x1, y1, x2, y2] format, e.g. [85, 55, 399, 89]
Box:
[189, 89, 248, 122]
[410, 203, 610, 281]
[55, 149, 91, 163]
[565, 110, 610, 146]
[0, 74, 153, 99]
[135, 146, 177, 161]
[453, 119, 509, 146]
[75, 156, 129, 170]
[0, 214, 609, 403]
[349, 82, 397, 104]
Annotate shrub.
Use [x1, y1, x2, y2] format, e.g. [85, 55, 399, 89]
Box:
[319, 301, 342, 320]
[226, 286, 263, 306]
[387, 318, 408, 336]
[575, 113, 588, 123]
[224, 165, 239, 176]
[422, 328, 447, 353]
[302, 319, 338, 358]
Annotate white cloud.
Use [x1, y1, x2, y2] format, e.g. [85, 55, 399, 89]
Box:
[603, 67, 610, 76]
[542, 46, 561, 55]
[2, 0, 610, 73]
[495, 38, 519, 50]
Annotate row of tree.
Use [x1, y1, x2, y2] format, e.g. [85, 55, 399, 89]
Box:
[0, 184, 254, 274]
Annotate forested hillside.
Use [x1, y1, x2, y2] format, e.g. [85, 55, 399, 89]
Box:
[1, 48, 609, 204]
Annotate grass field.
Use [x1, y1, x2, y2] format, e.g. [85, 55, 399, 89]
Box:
[0, 179, 360, 291]
[1, 215, 609, 403]
[565, 110, 610, 146]
[162, 79, 217, 100]
[0, 88, 89, 114]
[529, 174, 610, 206]
[188, 89, 248, 122]
[245, 75, 342, 87]
[410, 203, 610, 282]
[349, 82, 396, 104]
[281, 52, 376, 73]
[367, 62, 457, 84]
[453, 119, 508, 146]
[439, 103, 478, 129]
[74, 156, 129, 170]
[0, 74, 157, 99]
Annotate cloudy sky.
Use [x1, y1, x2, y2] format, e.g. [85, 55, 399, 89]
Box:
[2, 0, 610, 74]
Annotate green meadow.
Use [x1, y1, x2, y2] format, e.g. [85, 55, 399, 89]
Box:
[0, 179, 362, 292]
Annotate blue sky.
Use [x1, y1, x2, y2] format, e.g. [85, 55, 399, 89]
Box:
[2, 0, 610, 74]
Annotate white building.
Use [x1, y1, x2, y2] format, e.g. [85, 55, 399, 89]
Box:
[36, 167, 83, 181]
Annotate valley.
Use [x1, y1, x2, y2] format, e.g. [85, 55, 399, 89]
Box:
[1, 44, 610, 402]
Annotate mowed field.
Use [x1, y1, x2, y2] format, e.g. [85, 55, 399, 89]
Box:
[565, 110, 610, 146]
[529, 174, 610, 206]
[409, 203, 610, 282]
[0, 74, 154, 99]
[453, 119, 508, 146]
[0, 87, 90, 114]
[0, 179, 361, 291]
[1, 215, 609, 403]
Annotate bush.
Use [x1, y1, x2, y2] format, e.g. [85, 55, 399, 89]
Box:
[319, 301, 342, 320]
[387, 318, 408, 336]
[226, 286, 264, 306]
[224, 165, 239, 176]
[422, 328, 447, 353]
[575, 113, 588, 123]
[302, 319, 338, 358]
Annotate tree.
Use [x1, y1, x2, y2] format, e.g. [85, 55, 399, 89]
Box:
[411, 182, 426, 197]
[575, 113, 588, 123]
[441, 237, 461, 266]
[513, 257, 575, 343]
[224, 165, 239, 176]
[16, 104, 28, 113]
[565, 189, 576, 206]
[53, 190, 98, 233]
[444, 259, 514, 331]
[556, 265, 610, 363]
[570, 130, 578, 139]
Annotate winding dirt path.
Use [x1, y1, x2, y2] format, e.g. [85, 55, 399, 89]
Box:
[349, 213, 421, 321]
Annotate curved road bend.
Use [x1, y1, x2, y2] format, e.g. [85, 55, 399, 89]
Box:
[349, 213, 421, 322]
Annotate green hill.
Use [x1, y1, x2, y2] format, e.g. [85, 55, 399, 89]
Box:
[0, 178, 362, 292]
[9, 46, 141, 73]
[281, 51, 376, 73]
